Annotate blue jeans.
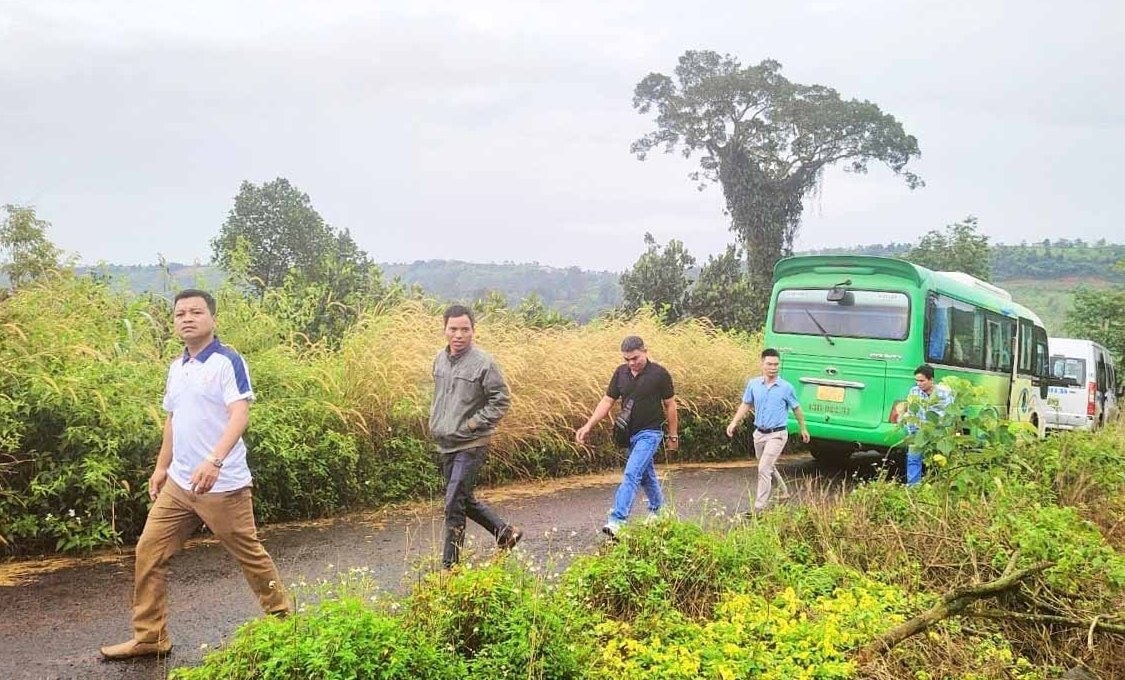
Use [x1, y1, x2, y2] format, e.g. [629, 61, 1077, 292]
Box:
[610, 430, 664, 522]
[906, 448, 924, 486]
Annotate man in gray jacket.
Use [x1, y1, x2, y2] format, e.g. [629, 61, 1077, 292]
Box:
[429, 304, 522, 568]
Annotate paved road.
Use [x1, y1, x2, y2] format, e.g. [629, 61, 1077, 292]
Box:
[0, 452, 897, 679]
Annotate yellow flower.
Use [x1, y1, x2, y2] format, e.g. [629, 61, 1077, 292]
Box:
[932, 453, 947, 467]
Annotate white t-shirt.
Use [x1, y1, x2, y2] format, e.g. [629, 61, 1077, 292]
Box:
[162, 337, 255, 493]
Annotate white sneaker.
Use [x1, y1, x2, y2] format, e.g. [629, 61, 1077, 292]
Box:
[644, 512, 662, 525]
[602, 519, 622, 538]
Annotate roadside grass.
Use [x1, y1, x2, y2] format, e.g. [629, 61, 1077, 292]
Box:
[172, 425, 1125, 679]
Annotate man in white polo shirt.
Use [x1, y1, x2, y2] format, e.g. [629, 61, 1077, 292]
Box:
[101, 289, 289, 660]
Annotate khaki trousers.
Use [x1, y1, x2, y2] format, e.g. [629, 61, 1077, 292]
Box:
[753, 429, 788, 511]
[130, 481, 289, 643]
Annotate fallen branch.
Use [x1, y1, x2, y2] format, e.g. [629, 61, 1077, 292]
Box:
[970, 609, 1125, 636]
[857, 560, 1054, 663]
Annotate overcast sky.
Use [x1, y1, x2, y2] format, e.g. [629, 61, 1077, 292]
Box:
[2, 1, 1122, 271]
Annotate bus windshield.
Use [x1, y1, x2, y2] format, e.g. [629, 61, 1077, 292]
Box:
[773, 289, 910, 341]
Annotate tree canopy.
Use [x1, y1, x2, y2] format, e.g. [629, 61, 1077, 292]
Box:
[210, 178, 382, 343]
[1, 204, 62, 290]
[688, 244, 756, 332]
[1065, 260, 1125, 362]
[902, 215, 992, 280]
[211, 178, 375, 293]
[632, 51, 922, 324]
[619, 233, 695, 323]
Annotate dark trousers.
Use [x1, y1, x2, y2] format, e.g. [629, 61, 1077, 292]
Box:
[439, 446, 506, 567]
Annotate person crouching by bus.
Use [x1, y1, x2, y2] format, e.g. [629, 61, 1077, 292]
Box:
[726, 348, 810, 514]
[904, 364, 954, 486]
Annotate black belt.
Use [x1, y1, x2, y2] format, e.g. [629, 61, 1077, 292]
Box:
[756, 426, 787, 434]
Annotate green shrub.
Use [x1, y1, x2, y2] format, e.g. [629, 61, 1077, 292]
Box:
[585, 572, 918, 680]
[171, 598, 462, 680]
[406, 559, 586, 679]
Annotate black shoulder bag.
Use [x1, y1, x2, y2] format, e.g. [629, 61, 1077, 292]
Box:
[613, 397, 634, 448]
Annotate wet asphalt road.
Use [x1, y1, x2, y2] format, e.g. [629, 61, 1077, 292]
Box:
[0, 452, 899, 679]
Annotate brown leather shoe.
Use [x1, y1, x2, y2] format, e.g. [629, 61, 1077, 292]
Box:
[100, 638, 172, 660]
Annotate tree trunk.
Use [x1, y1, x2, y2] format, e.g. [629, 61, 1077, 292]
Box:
[717, 147, 804, 328]
[856, 560, 1054, 663]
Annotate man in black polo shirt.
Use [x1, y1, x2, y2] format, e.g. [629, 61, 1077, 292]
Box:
[575, 335, 678, 538]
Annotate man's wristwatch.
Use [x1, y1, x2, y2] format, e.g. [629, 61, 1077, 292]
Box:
[206, 455, 224, 469]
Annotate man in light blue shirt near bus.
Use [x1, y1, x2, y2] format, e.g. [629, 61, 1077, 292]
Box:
[726, 348, 810, 513]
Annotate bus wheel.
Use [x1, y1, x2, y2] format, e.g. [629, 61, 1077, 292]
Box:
[808, 444, 853, 468]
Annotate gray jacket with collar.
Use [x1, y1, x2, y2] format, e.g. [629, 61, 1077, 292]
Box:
[428, 345, 511, 453]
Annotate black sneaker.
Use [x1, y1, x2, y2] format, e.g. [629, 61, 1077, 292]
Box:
[497, 526, 523, 550]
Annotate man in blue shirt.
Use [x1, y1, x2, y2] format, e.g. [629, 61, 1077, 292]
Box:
[904, 364, 954, 486]
[726, 348, 810, 513]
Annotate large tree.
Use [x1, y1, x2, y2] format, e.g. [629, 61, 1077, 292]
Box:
[211, 178, 339, 292]
[211, 178, 382, 343]
[903, 215, 992, 280]
[1, 205, 62, 289]
[619, 233, 695, 323]
[632, 51, 923, 325]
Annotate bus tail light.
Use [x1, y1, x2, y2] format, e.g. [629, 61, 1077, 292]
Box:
[888, 400, 907, 423]
[1087, 382, 1097, 416]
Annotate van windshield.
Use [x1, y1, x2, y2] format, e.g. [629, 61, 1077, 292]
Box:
[773, 289, 910, 340]
[1050, 355, 1086, 382]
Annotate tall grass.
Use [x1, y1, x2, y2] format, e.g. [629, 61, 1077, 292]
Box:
[0, 277, 760, 554]
[334, 301, 760, 476]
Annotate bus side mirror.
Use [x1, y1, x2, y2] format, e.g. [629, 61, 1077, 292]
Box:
[1039, 381, 1049, 400]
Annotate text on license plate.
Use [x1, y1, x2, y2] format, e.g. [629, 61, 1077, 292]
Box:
[816, 385, 845, 402]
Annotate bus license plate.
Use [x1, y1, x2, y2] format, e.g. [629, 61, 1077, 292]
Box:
[816, 386, 845, 403]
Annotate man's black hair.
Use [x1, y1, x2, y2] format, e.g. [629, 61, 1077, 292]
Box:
[914, 364, 935, 379]
[174, 289, 216, 315]
[621, 336, 646, 353]
[761, 348, 781, 359]
[443, 304, 475, 328]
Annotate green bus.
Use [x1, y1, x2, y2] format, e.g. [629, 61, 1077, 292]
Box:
[763, 255, 1051, 463]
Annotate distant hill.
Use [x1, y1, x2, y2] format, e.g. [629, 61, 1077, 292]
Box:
[35, 239, 1120, 330]
[799, 239, 1124, 333]
[77, 262, 225, 293]
[381, 260, 621, 322]
[67, 260, 622, 322]
[801, 240, 1124, 282]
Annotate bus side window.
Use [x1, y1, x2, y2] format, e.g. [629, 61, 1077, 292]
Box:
[1017, 318, 1034, 374]
[926, 295, 950, 362]
[1033, 326, 1049, 378]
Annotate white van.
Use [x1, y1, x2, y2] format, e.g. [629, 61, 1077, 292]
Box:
[1045, 337, 1120, 431]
